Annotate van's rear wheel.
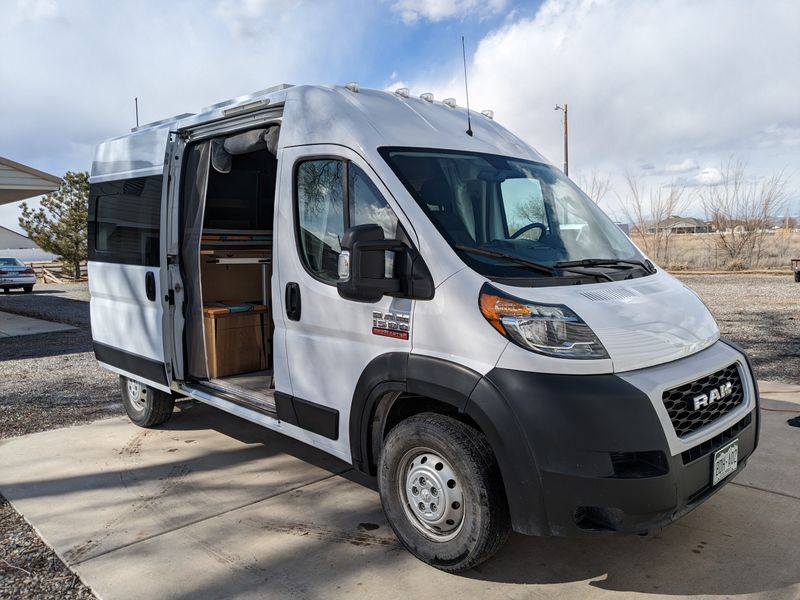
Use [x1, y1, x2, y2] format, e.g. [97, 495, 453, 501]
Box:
[119, 376, 175, 427]
[378, 413, 510, 572]
[23, 285, 33, 293]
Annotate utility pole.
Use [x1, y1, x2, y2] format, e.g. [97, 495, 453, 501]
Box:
[554, 103, 569, 176]
[134, 97, 139, 128]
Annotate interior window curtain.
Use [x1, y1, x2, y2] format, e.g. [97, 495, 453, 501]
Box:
[181, 141, 211, 379]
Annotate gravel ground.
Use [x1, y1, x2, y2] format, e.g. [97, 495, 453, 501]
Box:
[677, 273, 799, 385]
[0, 283, 120, 439]
[0, 496, 94, 600]
[1, 283, 114, 600]
[0, 275, 797, 598]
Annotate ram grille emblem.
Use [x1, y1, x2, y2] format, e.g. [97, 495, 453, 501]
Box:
[692, 381, 733, 411]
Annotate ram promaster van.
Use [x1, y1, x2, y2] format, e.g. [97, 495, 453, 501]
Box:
[88, 83, 759, 571]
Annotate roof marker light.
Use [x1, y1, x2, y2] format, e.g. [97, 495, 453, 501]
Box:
[443, 98, 457, 108]
[345, 82, 359, 93]
[394, 87, 410, 98]
[481, 109, 494, 120]
[420, 92, 434, 102]
[223, 99, 269, 117]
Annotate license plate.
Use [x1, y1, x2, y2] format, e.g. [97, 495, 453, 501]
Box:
[712, 439, 739, 485]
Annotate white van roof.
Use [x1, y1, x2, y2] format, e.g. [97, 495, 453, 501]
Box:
[90, 84, 548, 183]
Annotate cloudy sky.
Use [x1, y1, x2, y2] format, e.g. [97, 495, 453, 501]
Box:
[1, 0, 798, 230]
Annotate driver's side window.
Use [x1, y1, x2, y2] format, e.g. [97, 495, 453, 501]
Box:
[500, 178, 548, 240]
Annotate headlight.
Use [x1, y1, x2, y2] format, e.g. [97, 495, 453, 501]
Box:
[479, 284, 609, 359]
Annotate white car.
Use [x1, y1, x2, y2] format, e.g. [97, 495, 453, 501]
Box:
[0, 257, 36, 293]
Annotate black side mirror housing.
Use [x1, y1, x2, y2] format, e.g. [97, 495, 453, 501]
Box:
[337, 224, 434, 303]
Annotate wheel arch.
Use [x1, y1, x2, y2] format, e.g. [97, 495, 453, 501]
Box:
[349, 352, 550, 535]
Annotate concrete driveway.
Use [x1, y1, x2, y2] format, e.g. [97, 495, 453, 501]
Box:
[0, 387, 798, 599]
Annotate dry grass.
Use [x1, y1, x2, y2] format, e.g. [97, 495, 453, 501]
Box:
[631, 231, 800, 270]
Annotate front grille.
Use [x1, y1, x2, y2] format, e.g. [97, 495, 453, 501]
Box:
[662, 363, 745, 438]
[681, 412, 752, 464]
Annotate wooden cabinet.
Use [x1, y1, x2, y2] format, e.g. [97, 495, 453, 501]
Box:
[203, 310, 270, 379]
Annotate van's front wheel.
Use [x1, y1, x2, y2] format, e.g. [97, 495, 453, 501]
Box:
[378, 413, 510, 572]
[119, 376, 175, 427]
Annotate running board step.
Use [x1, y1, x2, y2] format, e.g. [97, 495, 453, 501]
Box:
[180, 384, 281, 429]
[182, 382, 276, 417]
[206, 377, 276, 410]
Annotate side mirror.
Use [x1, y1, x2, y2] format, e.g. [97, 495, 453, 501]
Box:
[337, 224, 434, 303]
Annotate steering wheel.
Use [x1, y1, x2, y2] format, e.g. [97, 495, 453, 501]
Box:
[511, 222, 547, 240]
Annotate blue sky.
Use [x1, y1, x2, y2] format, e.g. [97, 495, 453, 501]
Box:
[1, 0, 798, 231]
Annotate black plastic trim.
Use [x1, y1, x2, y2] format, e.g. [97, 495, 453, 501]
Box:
[275, 391, 339, 440]
[93, 342, 168, 386]
[348, 353, 482, 474]
[720, 337, 761, 450]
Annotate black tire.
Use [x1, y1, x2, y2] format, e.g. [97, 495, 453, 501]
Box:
[23, 285, 33, 293]
[119, 376, 175, 427]
[378, 413, 510, 572]
[794, 271, 800, 283]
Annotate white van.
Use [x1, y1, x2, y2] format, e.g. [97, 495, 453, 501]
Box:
[88, 83, 759, 571]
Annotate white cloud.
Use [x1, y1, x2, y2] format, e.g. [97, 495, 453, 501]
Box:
[215, 0, 304, 37]
[391, 0, 507, 23]
[691, 168, 724, 186]
[12, 0, 59, 24]
[647, 158, 700, 176]
[409, 0, 800, 214]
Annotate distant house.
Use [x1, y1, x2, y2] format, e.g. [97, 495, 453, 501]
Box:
[0, 156, 61, 261]
[0, 225, 56, 261]
[648, 215, 711, 234]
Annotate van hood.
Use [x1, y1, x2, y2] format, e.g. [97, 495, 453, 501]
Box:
[495, 271, 719, 373]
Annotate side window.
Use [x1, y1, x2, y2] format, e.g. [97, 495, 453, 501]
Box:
[296, 160, 345, 283]
[89, 176, 162, 266]
[349, 164, 398, 239]
[500, 178, 548, 240]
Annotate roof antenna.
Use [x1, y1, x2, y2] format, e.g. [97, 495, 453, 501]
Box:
[134, 97, 139, 128]
[461, 36, 473, 137]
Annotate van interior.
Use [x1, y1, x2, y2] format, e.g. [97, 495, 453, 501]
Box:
[185, 126, 279, 409]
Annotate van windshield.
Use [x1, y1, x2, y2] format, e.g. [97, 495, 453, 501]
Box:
[380, 148, 647, 281]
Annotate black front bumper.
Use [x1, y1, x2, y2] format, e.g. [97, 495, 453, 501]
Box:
[464, 343, 760, 536]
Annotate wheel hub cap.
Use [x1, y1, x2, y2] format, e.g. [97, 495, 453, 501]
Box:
[126, 379, 146, 411]
[400, 449, 464, 541]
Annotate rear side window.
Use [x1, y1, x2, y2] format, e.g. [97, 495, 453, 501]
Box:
[295, 159, 399, 284]
[89, 176, 163, 266]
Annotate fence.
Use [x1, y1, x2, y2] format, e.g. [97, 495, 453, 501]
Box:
[25, 260, 88, 282]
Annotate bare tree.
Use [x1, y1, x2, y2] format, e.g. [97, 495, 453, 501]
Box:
[619, 173, 689, 264]
[699, 158, 788, 268]
[578, 169, 613, 205]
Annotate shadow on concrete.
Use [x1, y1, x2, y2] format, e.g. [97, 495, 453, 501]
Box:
[3, 402, 798, 598]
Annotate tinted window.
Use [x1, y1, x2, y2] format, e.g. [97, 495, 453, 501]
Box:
[296, 160, 345, 283]
[382, 148, 645, 281]
[89, 176, 162, 266]
[349, 164, 398, 239]
[0, 258, 24, 266]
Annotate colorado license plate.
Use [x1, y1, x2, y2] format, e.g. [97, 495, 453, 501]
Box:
[712, 439, 739, 485]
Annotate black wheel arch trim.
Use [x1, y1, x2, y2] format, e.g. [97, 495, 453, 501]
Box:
[719, 337, 761, 449]
[348, 352, 544, 533]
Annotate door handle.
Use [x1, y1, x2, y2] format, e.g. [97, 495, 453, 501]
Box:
[285, 282, 301, 321]
[145, 272, 157, 302]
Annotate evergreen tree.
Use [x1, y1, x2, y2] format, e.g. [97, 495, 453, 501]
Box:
[19, 171, 88, 278]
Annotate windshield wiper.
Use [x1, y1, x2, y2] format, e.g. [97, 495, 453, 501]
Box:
[454, 245, 613, 281]
[556, 258, 656, 274]
[455, 244, 555, 275]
